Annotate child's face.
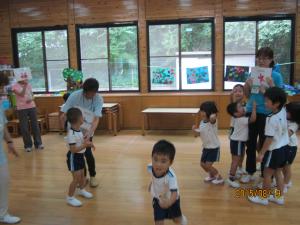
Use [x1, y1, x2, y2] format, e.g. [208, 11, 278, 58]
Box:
[78, 115, 84, 125]
[152, 153, 172, 177]
[232, 86, 244, 102]
[265, 97, 279, 112]
[234, 103, 245, 118]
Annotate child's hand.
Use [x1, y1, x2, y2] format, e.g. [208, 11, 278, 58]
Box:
[7, 143, 18, 157]
[158, 197, 169, 209]
[83, 137, 93, 148]
[245, 78, 253, 87]
[192, 125, 196, 131]
[210, 113, 217, 121]
[256, 153, 264, 163]
[266, 77, 274, 87]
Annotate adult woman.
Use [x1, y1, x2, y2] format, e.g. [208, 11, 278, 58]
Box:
[242, 47, 283, 183]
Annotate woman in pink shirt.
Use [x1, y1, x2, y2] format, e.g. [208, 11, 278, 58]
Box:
[12, 80, 43, 152]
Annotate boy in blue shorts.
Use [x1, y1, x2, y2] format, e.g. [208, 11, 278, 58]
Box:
[148, 140, 187, 225]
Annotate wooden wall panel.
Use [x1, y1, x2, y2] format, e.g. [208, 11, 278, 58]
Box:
[223, 0, 297, 17]
[145, 0, 216, 20]
[9, 0, 69, 27]
[0, 0, 13, 64]
[295, 0, 300, 83]
[74, 0, 138, 24]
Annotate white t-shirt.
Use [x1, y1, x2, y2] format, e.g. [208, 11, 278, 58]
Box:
[230, 117, 249, 142]
[195, 120, 220, 149]
[147, 164, 179, 199]
[265, 108, 289, 151]
[288, 120, 298, 147]
[66, 128, 85, 153]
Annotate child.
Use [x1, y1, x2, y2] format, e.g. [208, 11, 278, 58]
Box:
[226, 101, 256, 188]
[12, 79, 43, 152]
[65, 107, 94, 207]
[0, 73, 20, 224]
[283, 102, 300, 193]
[147, 140, 187, 225]
[248, 87, 288, 205]
[230, 84, 247, 177]
[193, 101, 223, 184]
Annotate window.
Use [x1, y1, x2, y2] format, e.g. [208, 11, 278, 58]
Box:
[78, 24, 139, 91]
[148, 20, 214, 91]
[224, 16, 294, 90]
[13, 27, 69, 92]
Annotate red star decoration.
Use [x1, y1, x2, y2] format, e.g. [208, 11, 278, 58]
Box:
[258, 73, 264, 83]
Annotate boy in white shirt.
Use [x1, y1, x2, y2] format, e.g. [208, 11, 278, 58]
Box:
[65, 108, 95, 207]
[193, 101, 223, 184]
[249, 87, 288, 205]
[147, 140, 187, 225]
[226, 101, 256, 188]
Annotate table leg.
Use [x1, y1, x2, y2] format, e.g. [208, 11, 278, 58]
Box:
[142, 113, 147, 136]
[107, 111, 112, 134]
[118, 104, 123, 130]
[112, 112, 117, 136]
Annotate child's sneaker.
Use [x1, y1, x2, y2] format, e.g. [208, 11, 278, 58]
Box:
[268, 195, 284, 205]
[78, 189, 93, 199]
[0, 213, 21, 224]
[283, 186, 288, 194]
[181, 215, 188, 225]
[25, 147, 32, 152]
[226, 178, 240, 188]
[66, 196, 82, 207]
[211, 177, 224, 185]
[248, 195, 268, 205]
[286, 181, 292, 188]
[240, 174, 255, 183]
[204, 176, 215, 182]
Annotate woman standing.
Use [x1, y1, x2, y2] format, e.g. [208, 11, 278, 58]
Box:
[242, 47, 283, 183]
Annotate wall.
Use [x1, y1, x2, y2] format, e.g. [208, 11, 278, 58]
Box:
[1, 0, 300, 129]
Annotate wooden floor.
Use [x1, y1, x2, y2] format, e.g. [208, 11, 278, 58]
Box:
[5, 130, 300, 225]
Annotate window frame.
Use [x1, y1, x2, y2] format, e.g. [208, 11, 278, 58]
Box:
[12, 26, 70, 93]
[76, 22, 140, 93]
[223, 14, 295, 91]
[147, 19, 215, 92]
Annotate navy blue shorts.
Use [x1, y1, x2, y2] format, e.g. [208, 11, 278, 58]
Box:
[153, 198, 182, 221]
[66, 151, 85, 172]
[285, 146, 297, 165]
[230, 140, 246, 156]
[262, 146, 286, 170]
[201, 147, 220, 163]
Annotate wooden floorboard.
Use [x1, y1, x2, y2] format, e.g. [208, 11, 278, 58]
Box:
[5, 130, 300, 225]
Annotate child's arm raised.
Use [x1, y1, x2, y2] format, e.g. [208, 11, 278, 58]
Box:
[209, 113, 217, 124]
[249, 101, 257, 123]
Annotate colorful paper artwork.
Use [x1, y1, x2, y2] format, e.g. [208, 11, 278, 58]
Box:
[13, 67, 32, 81]
[186, 66, 209, 84]
[224, 65, 250, 82]
[250, 66, 272, 94]
[152, 67, 175, 85]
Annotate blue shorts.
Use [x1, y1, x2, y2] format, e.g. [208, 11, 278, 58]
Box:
[263, 146, 286, 170]
[153, 198, 182, 221]
[285, 146, 297, 165]
[201, 147, 220, 163]
[66, 151, 85, 172]
[230, 140, 246, 156]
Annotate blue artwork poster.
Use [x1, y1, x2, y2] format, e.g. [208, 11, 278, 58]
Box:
[186, 66, 209, 84]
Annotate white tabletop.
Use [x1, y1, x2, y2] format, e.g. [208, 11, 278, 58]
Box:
[103, 103, 119, 108]
[142, 108, 200, 114]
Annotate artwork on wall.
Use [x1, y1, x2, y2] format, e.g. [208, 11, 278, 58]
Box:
[151, 67, 176, 85]
[224, 65, 250, 83]
[186, 66, 209, 84]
